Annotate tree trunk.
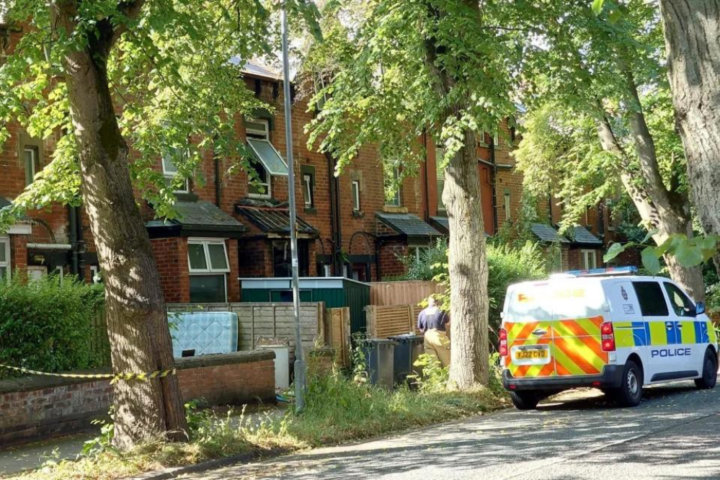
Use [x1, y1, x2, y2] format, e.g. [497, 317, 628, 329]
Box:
[660, 0, 720, 282]
[53, 2, 187, 449]
[444, 129, 490, 388]
[596, 114, 705, 301]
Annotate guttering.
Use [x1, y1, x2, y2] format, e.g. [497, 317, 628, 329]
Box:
[423, 132, 430, 222]
[27, 243, 72, 250]
[490, 136, 499, 234]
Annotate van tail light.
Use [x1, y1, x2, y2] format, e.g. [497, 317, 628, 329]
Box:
[601, 322, 615, 352]
[499, 328, 509, 357]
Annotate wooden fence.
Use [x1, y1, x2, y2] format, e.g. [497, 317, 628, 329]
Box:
[325, 307, 351, 367]
[369, 281, 444, 307]
[365, 304, 422, 338]
[167, 302, 324, 359]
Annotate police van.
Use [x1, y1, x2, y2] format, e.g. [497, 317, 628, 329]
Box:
[500, 267, 718, 410]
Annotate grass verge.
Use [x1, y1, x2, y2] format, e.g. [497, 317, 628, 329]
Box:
[6, 367, 508, 480]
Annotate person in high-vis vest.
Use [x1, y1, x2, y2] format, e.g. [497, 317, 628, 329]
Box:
[417, 296, 451, 367]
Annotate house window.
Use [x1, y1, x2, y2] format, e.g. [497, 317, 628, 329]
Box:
[408, 246, 428, 264]
[493, 133, 499, 146]
[245, 118, 288, 198]
[351, 180, 361, 211]
[301, 165, 315, 208]
[384, 166, 401, 206]
[478, 133, 489, 147]
[436, 148, 445, 213]
[188, 239, 230, 303]
[0, 237, 9, 280]
[24, 147, 39, 186]
[273, 240, 309, 277]
[162, 152, 189, 193]
[581, 249, 597, 270]
[504, 191, 511, 221]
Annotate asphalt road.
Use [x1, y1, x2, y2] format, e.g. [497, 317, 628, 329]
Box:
[181, 382, 720, 480]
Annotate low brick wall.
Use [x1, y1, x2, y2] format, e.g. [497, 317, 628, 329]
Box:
[0, 350, 275, 448]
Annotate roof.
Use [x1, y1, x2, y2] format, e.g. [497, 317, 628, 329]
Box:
[429, 216, 449, 234]
[566, 225, 603, 246]
[235, 205, 318, 237]
[230, 58, 282, 80]
[146, 201, 247, 238]
[530, 223, 569, 243]
[376, 213, 442, 238]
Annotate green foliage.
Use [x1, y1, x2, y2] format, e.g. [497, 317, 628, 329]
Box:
[706, 283, 720, 319]
[402, 240, 547, 338]
[0, 274, 106, 379]
[409, 353, 449, 393]
[0, 0, 318, 229]
[605, 234, 720, 275]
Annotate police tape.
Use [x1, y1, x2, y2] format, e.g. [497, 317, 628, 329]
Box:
[0, 364, 176, 385]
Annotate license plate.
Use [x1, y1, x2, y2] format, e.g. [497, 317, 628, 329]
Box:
[511, 345, 551, 365]
[516, 349, 548, 359]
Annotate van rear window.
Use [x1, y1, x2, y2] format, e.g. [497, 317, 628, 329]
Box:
[632, 281, 669, 317]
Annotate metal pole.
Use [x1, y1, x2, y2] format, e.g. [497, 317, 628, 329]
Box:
[281, 0, 306, 413]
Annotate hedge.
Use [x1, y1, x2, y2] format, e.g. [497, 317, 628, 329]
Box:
[0, 274, 106, 379]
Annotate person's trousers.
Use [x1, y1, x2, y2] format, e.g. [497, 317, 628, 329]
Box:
[423, 329, 451, 367]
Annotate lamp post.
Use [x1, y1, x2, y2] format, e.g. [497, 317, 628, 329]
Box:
[281, 0, 306, 413]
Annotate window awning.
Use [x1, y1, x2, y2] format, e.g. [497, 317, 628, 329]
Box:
[247, 138, 288, 176]
[376, 213, 442, 239]
[146, 201, 247, 239]
[235, 204, 318, 238]
[566, 225, 603, 246]
[530, 223, 569, 244]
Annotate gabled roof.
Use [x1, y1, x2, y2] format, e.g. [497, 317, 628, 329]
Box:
[376, 213, 442, 239]
[530, 223, 569, 244]
[235, 205, 318, 237]
[146, 201, 247, 238]
[566, 225, 603, 246]
[230, 58, 282, 81]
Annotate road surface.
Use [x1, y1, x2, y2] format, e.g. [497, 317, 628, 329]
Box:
[182, 382, 720, 479]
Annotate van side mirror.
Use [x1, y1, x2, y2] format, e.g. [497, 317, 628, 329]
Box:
[696, 301, 706, 316]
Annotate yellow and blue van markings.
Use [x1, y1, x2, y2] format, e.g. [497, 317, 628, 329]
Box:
[615, 320, 714, 347]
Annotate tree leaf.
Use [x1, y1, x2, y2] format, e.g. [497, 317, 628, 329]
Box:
[592, 0, 605, 15]
[675, 241, 704, 268]
[641, 228, 659, 244]
[604, 242, 626, 262]
[641, 246, 661, 275]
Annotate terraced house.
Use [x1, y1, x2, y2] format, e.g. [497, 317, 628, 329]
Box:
[0, 21, 622, 303]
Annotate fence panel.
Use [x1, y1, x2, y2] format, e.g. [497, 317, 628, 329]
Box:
[325, 307, 351, 367]
[369, 281, 444, 307]
[366, 305, 418, 338]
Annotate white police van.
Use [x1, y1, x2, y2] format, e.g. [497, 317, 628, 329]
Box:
[500, 267, 718, 409]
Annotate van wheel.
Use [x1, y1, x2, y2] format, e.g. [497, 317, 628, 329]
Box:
[510, 391, 539, 410]
[613, 360, 643, 407]
[695, 349, 717, 390]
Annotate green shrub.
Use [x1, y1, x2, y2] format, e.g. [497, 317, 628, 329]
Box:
[400, 239, 547, 343]
[0, 273, 106, 378]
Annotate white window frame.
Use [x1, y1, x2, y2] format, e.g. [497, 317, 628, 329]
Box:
[504, 192, 511, 221]
[0, 237, 10, 280]
[245, 118, 270, 140]
[351, 180, 361, 211]
[385, 167, 402, 207]
[606, 199, 616, 231]
[190, 274, 228, 303]
[187, 238, 231, 274]
[436, 148, 446, 213]
[24, 147, 37, 184]
[581, 249, 597, 270]
[90, 265, 102, 284]
[162, 153, 189, 194]
[409, 246, 428, 264]
[303, 173, 313, 207]
[493, 133, 499, 146]
[188, 239, 229, 303]
[54, 266, 64, 285]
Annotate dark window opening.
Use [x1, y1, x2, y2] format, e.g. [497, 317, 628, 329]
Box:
[633, 281, 669, 317]
[273, 240, 309, 277]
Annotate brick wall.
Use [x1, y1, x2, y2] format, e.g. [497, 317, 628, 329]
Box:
[0, 350, 275, 447]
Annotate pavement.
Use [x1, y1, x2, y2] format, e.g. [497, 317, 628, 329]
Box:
[180, 382, 720, 480]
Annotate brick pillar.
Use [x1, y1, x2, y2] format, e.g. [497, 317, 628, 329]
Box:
[227, 238, 240, 302]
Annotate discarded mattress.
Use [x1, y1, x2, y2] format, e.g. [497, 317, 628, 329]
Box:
[170, 312, 238, 357]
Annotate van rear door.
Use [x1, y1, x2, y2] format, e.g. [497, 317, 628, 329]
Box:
[503, 282, 556, 379]
[549, 280, 609, 377]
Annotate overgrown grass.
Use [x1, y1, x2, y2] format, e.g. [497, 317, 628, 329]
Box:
[9, 367, 507, 480]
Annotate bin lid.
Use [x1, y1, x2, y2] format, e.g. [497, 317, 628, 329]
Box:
[363, 338, 399, 345]
[388, 334, 424, 341]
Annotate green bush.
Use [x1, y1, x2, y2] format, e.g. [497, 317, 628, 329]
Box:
[0, 273, 106, 378]
[400, 239, 548, 343]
